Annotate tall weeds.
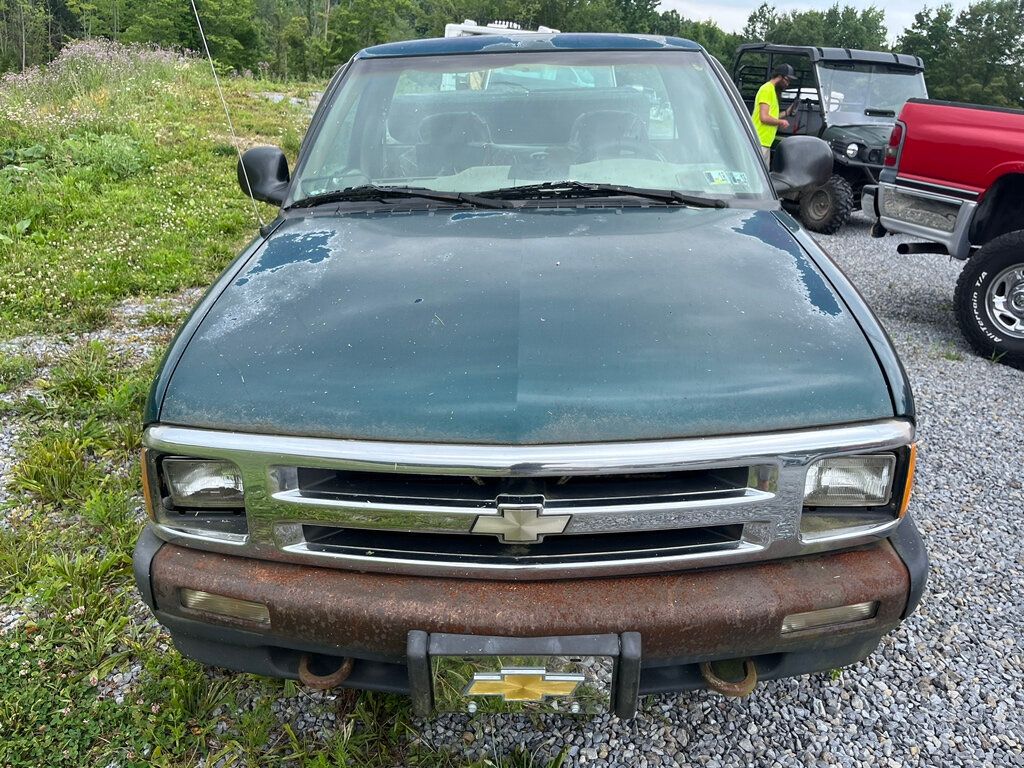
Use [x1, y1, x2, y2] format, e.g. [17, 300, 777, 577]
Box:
[0, 39, 193, 134]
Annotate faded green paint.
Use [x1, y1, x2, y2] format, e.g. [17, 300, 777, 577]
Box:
[154, 206, 894, 444]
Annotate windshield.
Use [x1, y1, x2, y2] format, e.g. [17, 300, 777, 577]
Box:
[815, 62, 927, 126]
[292, 50, 769, 204]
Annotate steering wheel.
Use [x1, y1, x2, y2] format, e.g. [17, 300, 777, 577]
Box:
[588, 139, 666, 162]
[785, 100, 801, 134]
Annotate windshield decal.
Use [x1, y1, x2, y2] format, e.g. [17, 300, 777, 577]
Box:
[703, 170, 751, 189]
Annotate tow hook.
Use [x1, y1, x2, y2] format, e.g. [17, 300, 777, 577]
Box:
[298, 653, 354, 690]
[699, 659, 758, 697]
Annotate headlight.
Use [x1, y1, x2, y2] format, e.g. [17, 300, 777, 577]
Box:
[163, 457, 244, 508]
[803, 454, 896, 507]
[141, 452, 248, 541]
[845, 143, 859, 158]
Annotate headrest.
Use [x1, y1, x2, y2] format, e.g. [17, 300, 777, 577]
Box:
[418, 111, 492, 144]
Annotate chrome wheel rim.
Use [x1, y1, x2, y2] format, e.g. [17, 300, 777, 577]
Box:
[986, 263, 1024, 339]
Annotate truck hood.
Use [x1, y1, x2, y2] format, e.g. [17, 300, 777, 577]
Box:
[159, 207, 893, 443]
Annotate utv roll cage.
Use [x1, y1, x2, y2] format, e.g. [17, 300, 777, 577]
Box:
[733, 44, 924, 128]
[732, 43, 925, 234]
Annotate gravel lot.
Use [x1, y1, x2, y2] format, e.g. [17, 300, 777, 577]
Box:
[2, 215, 1022, 766]
[417, 213, 1024, 767]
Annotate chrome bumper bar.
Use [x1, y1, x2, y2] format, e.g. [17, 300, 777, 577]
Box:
[143, 419, 914, 579]
[863, 182, 977, 261]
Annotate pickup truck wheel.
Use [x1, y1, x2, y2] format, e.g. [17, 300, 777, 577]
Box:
[799, 174, 854, 234]
[954, 230, 1024, 369]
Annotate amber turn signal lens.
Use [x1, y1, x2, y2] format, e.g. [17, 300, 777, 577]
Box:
[140, 448, 156, 521]
[899, 443, 917, 518]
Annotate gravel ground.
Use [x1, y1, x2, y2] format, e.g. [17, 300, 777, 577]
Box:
[0, 291, 197, 511]
[2, 219, 1023, 766]
[413, 213, 1024, 767]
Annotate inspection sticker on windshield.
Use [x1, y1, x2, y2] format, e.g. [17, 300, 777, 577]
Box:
[703, 170, 733, 186]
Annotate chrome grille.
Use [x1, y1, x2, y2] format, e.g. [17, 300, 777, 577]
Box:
[143, 420, 914, 579]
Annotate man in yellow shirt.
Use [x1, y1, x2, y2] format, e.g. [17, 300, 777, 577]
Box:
[752, 63, 798, 165]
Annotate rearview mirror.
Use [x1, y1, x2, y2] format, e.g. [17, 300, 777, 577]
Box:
[238, 146, 290, 206]
[770, 136, 833, 195]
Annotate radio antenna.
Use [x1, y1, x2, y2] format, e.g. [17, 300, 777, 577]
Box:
[189, 0, 265, 228]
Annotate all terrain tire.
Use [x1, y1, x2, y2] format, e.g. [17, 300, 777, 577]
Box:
[798, 174, 854, 234]
[954, 230, 1024, 369]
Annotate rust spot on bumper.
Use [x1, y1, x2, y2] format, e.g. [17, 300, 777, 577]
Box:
[151, 542, 910, 661]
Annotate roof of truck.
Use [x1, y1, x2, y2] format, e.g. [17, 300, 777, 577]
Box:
[736, 43, 924, 70]
[358, 33, 702, 59]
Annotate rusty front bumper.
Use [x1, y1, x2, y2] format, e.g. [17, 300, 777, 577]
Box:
[135, 517, 926, 706]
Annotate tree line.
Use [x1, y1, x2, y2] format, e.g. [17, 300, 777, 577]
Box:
[1, 0, 1022, 106]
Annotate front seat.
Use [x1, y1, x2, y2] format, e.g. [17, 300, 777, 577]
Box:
[568, 110, 650, 163]
[416, 111, 492, 176]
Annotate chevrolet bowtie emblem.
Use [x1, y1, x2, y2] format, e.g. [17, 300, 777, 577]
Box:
[465, 668, 584, 702]
[470, 502, 570, 543]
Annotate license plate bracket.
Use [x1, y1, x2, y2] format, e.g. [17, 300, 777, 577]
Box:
[407, 631, 641, 718]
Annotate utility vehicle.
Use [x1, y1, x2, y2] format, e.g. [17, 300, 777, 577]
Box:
[734, 43, 927, 234]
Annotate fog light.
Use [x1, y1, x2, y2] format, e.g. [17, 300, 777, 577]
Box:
[180, 589, 270, 624]
[781, 601, 877, 633]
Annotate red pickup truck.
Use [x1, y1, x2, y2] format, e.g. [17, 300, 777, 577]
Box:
[862, 98, 1024, 368]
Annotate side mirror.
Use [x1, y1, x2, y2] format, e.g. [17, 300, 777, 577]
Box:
[237, 146, 290, 206]
[770, 136, 833, 195]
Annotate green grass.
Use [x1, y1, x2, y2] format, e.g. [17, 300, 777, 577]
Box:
[137, 304, 190, 329]
[938, 342, 964, 362]
[0, 41, 308, 339]
[0, 339, 449, 767]
[0, 42, 570, 768]
[0, 352, 35, 393]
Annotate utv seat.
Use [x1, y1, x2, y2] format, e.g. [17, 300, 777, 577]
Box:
[568, 110, 653, 162]
[416, 111, 492, 175]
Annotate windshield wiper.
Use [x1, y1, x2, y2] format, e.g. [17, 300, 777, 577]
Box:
[864, 107, 897, 117]
[475, 181, 728, 208]
[288, 181, 728, 211]
[287, 184, 510, 210]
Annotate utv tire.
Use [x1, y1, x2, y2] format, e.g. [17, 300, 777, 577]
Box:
[954, 230, 1024, 370]
[799, 174, 854, 234]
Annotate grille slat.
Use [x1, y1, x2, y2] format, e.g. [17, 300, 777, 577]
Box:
[293, 466, 754, 509]
[300, 524, 744, 564]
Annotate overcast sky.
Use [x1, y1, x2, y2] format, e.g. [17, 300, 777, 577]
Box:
[659, 0, 975, 42]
